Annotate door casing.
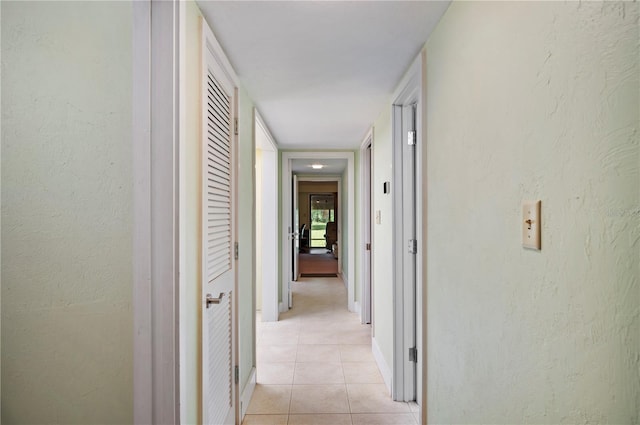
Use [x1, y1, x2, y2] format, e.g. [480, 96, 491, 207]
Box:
[390, 50, 427, 420]
[133, 1, 180, 423]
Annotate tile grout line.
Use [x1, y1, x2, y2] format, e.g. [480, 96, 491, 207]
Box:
[341, 353, 354, 424]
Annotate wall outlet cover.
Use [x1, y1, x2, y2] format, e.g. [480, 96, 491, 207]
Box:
[522, 200, 541, 250]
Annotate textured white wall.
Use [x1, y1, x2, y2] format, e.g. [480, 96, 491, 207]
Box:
[256, 149, 264, 311]
[371, 108, 394, 375]
[425, 1, 639, 422]
[238, 84, 257, 392]
[1, 2, 133, 423]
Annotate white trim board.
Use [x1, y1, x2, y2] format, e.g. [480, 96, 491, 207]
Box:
[255, 111, 278, 152]
[133, 1, 180, 423]
[281, 151, 356, 313]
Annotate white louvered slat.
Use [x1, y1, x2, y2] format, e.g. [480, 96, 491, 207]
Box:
[205, 70, 232, 283]
[207, 291, 232, 425]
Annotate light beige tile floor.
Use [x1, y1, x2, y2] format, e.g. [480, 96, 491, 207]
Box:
[244, 277, 418, 425]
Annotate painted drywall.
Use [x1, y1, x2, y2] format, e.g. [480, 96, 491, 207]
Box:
[256, 149, 263, 311]
[237, 84, 256, 394]
[299, 181, 339, 192]
[255, 120, 279, 321]
[371, 108, 395, 377]
[1, 2, 133, 423]
[179, 1, 202, 422]
[425, 1, 639, 422]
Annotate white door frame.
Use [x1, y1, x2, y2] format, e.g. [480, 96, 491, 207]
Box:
[391, 50, 426, 413]
[281, 151, 355, 313]
[133, 0, 180, 423]
[254, 111, 279, 322]
[359, 129, 373, 324]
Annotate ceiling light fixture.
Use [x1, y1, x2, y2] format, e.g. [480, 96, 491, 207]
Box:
[311, 164, 324, 170]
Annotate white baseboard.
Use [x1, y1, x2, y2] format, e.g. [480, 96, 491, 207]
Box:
[240, 367, 256, 421]
[354, 301, 361, 316]
[279, 302, 288, 313]
[339, 272, 347, 288]
[372, 337, 392, 394]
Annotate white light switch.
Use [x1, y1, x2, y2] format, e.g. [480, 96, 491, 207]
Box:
[522, 200, 541, 250]
[375, 210, 381, 225]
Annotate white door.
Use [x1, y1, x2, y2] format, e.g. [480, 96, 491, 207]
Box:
[363, 144, 372, 324]
[291, 174, 299, 307]
[201, 17, 237, 425]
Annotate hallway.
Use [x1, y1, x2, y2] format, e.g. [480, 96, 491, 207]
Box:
[245, 277, 418, 425]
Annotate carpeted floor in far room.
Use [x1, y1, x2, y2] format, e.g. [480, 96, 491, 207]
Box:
[298, 250, 338, 276]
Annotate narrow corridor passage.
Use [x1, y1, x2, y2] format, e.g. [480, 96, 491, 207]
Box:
[244, 277, 418, 425]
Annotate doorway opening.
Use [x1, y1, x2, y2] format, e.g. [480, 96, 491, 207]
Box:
[299, 185, 339, 277]
[309, 193, 337, 249]
[281, 152, 356, 312]
[296, 179, 340, 278]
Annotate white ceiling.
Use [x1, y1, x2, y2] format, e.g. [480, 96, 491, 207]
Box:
[291, 158, 347, 175]
[198, 1, 450, 150]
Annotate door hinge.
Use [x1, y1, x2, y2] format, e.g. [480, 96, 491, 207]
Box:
[408, 130, 416, 145]
[366, 243, 371, 251]
[409, 347, 417, 362]
[234, 242, 239, 260]
[234, 118, 239, 136]
[234, 365, 239, 384]
[408, 239, 417, 254]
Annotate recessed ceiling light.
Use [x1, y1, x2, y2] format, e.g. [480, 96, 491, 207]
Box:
[311, 164, 324, 170]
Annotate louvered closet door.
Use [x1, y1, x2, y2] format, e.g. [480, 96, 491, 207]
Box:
[201, 16, 236, 425]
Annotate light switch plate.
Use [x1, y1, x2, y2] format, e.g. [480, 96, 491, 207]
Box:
[522, 200, 541, 250]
